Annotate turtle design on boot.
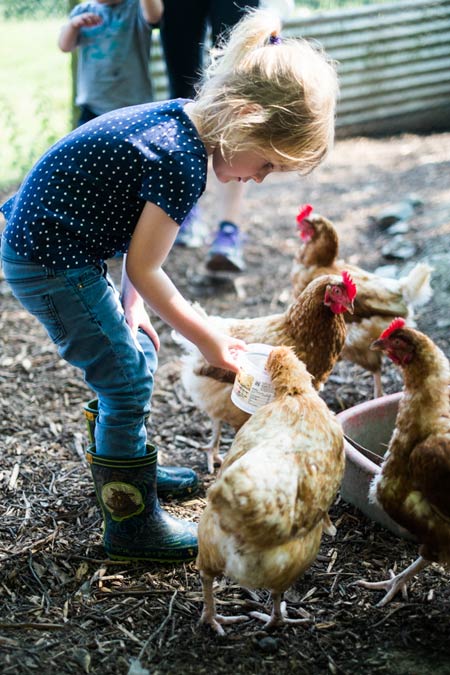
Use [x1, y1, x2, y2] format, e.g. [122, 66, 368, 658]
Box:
[83, 399, 198, 499]
[87, 444, 198, 562]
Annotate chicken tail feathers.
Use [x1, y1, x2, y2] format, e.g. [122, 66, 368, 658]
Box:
[400, 262, 433, 308]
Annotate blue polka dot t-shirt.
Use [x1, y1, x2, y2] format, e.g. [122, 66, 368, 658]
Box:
[1, 99, 207, 269]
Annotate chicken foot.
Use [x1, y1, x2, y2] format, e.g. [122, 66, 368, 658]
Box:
[355, 555, 429, 607]
[203, 420, 223, 474]
[322, 513, 336, 537]
[200, 573, 248, 636]
[249, 593, 311, 631]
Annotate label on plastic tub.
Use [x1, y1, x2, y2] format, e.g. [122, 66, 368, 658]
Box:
[231, 343, 275, 414]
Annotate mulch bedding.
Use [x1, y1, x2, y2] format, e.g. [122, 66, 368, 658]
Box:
[1, 132, 450, 674]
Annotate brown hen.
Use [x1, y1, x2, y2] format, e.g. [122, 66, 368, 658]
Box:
[291, 207, 433, 397]
[356, 318, 450, 606]
[197, 346, 345, 633]
[176, 272, 355, 472]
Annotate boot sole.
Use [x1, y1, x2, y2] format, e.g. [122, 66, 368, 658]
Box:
[106, 551, 198, 563]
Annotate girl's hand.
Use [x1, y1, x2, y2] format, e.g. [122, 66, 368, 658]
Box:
[198, 330, 247, 374]
[122, 293, 160, 351]
[121, 253, 160, 350]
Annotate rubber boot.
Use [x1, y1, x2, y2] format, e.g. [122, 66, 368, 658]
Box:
[86, 444, 198, 562]
[83, 399, 198, 499]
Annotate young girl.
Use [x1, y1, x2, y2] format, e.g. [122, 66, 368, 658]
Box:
[0, 9, 338, 563]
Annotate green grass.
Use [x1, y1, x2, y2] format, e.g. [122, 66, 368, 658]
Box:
[0, 18, 72, 190]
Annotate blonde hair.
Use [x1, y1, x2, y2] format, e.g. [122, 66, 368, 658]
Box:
[194, 9, 338, 174]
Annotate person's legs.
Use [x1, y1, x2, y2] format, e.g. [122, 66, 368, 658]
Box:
[162, 0, 259, 264]
[217, 179, 246, 225]
[77, 105, 99, 127]
[160, 0, 210, 247]
[209, 0, 260, 43]
[160, 0, 209, 99]
[173, 203, 208, 248]
[203, 0, 259, 272]
[1, 250, 152, 457]
[1, 239, 198, 561]
[205, 179, 246, 273]
[82, 318, 199, 499]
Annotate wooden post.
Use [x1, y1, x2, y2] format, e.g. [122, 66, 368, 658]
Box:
[68, 0, 79, 129]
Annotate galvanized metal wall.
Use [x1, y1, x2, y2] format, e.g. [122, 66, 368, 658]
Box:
[151, 0, 450, 137]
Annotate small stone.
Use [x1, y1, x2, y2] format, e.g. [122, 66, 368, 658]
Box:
[256, 635, 280, 653]
[386, 220, 410, 236]
[373, 264, 400, 278]
[371, 198, 418, 229]
[381, 237, 417, 260]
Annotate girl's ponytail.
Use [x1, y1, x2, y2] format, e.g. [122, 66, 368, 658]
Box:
[194, 8, 338, 174]
[204, 9, 282, 81]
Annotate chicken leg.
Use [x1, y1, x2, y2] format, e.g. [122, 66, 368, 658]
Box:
[199, 572, 248, 635]
[249, 593, 311, 630]
[355, 555, 429, 607]
[372, 369, 383, 399]
[203, 420, 223, 474]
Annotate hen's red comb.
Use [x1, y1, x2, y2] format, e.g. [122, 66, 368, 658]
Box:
[296, 204, 313, 226]
[379, 317, 406, 340]
[341, 271, 357, 301]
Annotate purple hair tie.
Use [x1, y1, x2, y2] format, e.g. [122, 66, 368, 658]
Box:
[269, 33, 282, 45]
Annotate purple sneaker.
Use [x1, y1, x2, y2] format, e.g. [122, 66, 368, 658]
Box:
[206, 221, 245, 273]
[175, 206, 205, 248]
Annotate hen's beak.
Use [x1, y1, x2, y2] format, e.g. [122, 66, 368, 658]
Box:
[370, 338, 384, 351]
[342, 299, 354, 314]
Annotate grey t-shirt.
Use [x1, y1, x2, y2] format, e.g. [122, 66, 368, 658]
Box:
[71, 0, 155, 115]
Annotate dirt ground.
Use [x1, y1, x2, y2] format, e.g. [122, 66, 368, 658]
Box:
[1, 131, 450, 675]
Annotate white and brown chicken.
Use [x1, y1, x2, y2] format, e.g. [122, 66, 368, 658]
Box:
[197, 346, 345, 633]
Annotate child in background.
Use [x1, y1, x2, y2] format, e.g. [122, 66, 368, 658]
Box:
[59, 0, 163, 126]
[1, 9, 338, 563]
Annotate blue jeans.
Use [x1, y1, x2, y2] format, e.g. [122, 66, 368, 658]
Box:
[1, 238, 157, 458]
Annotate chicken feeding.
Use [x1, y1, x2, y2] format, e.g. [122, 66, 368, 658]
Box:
[197, 346, 345, 633]
[176, 272, 355, 472]
[291, 206, 433, 398]
[355, 318, 450, 607]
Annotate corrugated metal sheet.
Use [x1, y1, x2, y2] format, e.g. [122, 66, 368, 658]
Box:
[150, 0, 450, 137]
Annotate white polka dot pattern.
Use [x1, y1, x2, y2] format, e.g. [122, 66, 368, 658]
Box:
[1, 100, 207, 269]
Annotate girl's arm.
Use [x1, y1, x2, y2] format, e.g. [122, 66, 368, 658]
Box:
[126, 202, 245, 373]
[140, 0, 164, 24]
